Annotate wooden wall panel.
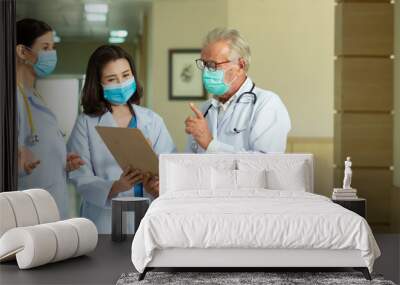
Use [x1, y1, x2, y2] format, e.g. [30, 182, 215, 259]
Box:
[334, 113, 393, 167]
[334, 0, 394, 231]
[335, 57, 393, 111]
[335, 3, 394, 55]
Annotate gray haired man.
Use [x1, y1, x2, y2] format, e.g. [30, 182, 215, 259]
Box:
[185, 28, 291, 153]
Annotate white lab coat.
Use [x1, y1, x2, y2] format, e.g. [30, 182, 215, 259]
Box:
[17, 88, 70, 219]
[67, 104, 176, 234]
[186, 77, 291, 153]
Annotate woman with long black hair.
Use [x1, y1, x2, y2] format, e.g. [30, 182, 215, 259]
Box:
[67, 45, 175, 233]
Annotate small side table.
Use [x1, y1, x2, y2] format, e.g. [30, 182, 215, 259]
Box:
[112, 197, 150, 242]
[332, 198, 366, 218]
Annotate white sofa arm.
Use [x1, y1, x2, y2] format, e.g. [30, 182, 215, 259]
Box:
[0, 189, 98, 269]
[64, 218, 98, 258]
[0, 218, 98, 269]
[0, 225, 57, 268]
[0, 189, 60, 237]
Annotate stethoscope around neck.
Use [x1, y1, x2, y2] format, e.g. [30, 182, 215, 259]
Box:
[17, 83, 65, 146]
[190, 83, 257, 153]
[18, 84, 41, 145]
[203, 82, 257, 134]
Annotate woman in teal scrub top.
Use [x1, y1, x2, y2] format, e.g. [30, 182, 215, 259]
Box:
[67, 45, 176, 233]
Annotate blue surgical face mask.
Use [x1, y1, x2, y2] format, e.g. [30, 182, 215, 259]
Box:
[202, 68, 230, 96]
[102, 77, 137, 105]
[33, 50, 58, 77]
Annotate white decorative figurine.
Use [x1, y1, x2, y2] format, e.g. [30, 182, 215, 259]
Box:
[332, 156, 357, 199]
[342, 156, 352, 190]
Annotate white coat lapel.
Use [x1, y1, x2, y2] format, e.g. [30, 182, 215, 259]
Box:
[98, 111, 117, 127]
[132, 104, 152, 138]
[206, 103, 219, 139]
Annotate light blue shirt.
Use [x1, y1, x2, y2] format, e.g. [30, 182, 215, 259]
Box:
[67, 104, 176, 234]
[17, 88, 69, 220]
[186, 77, 291, 153]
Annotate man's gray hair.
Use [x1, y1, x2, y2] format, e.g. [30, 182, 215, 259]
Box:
[203, 27, 251, 72]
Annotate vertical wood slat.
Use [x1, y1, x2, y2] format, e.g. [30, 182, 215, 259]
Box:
[334, 113, 393, 167]
[335, 57, 393, 111]
[335, 2, 394, 56]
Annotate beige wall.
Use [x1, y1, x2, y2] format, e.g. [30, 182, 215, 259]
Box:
[227, 0, 334, 138]
[147, 0, 334, 152]
[287, 138, 333, 196]
[226, 0, 335, 199]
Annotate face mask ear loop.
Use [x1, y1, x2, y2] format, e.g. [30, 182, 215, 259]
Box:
[227, 74, 238, 86]
[224, 59, 241, 86]
[23, 59, 34, 66]
[21, 46, 36, 67]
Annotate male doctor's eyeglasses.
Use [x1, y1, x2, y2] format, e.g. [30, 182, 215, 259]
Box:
[195, 59, 232, 71]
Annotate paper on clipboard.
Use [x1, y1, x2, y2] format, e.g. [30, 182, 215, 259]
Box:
[95, 126, 159, 175]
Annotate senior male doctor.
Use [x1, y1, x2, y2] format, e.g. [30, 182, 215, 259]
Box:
[185, 28, 291, 153]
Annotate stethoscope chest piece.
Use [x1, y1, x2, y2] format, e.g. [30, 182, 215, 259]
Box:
[191, 140, 199, 153]
[27, 134, 40, 145]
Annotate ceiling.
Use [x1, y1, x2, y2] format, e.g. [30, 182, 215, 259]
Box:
[16, 0, 152, 43]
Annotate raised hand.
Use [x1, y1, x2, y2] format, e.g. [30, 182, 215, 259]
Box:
[184, 103, 212, 150]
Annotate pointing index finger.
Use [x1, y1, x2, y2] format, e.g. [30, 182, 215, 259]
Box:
[189, 103, 203, 119]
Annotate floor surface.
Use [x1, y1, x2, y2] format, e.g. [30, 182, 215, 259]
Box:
[1, 234, 399, 285]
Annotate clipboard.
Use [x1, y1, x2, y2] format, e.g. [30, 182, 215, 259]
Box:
[95, 126, 159, 175]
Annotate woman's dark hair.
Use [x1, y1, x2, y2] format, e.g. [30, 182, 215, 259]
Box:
[17, 18, 53, 47]
[82, 45, 142, 116]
